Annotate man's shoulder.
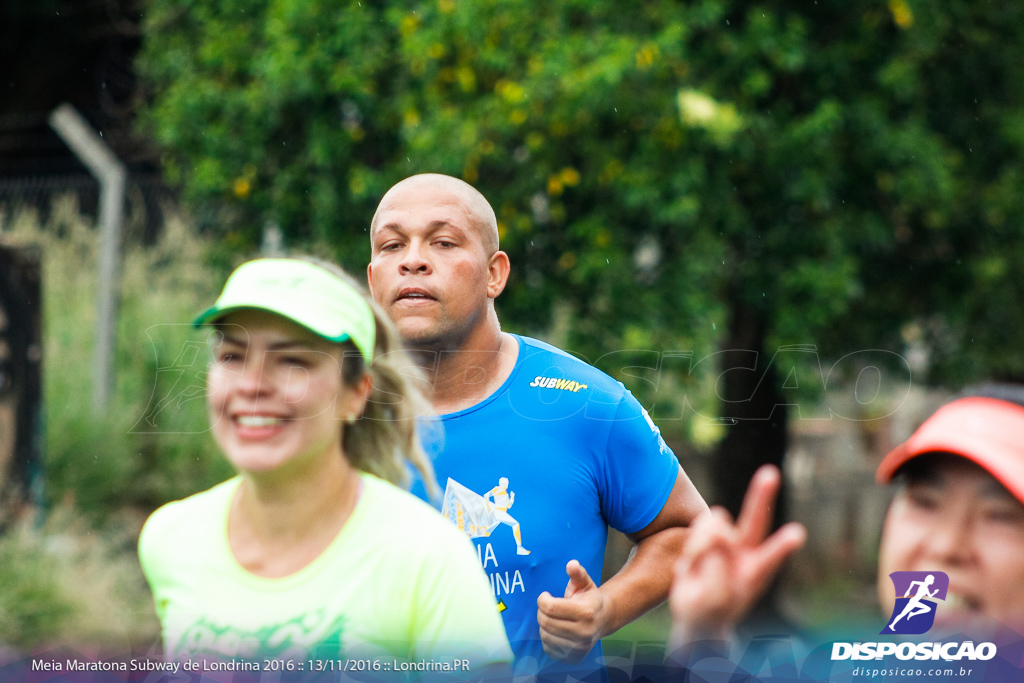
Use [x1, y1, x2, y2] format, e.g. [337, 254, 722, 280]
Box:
[514, 335, 626, 398]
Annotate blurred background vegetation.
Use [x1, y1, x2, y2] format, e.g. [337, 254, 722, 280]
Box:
[0, 202, 225, 651]
[1, 0, 1023, 657]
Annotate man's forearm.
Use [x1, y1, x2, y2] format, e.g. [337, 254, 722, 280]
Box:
[536, 467, 705, 662]
[598, 526, 690, 635]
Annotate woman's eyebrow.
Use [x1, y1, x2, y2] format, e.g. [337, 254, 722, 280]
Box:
[218, 334, 247, 347]
[267, 341, 322, 351]
[215, 336, 319, 351]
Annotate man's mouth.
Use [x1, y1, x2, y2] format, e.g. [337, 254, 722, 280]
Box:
[396, 288, 436, 302]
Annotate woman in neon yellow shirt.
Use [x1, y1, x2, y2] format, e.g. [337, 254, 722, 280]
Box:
[139, 258, 511, 676]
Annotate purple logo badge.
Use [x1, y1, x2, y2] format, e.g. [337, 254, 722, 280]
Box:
[882, 571, 949, 635]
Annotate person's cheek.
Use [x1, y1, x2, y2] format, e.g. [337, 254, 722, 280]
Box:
[207, 368, 230, 421]
[282, 368, 311, 407]
[880, 504, 917, 568]
[986, 528, 1024, 622]
[877, 513, 904, 614]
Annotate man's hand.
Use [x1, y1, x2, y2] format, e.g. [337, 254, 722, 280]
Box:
[536, 560, 612, 663]
[668, 465, 806, 647]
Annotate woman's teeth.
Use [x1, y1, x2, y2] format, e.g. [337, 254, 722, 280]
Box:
[236, 416, 283, 427]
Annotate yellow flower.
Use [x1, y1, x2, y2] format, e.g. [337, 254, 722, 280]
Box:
[232, 178, 251, 199]
[349, 175, 366, 197]
[495, 79, 526, 104]
[559, 167, 580, 187]
[889, 0, 914, 28]
[457, 66, 476, 92]
[400, 14, 419, 37]
[635, 44, 658, 70]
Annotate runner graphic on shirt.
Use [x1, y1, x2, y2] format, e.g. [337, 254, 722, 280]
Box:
[442, 477, 530, 555]
[485, 478, 530, 556]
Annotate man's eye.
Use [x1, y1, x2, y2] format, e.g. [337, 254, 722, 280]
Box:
[380, 242, 402, 251]
[283, 356, 309, 367]
[218, 353, 240, 363]
[435, 240, 456, 248]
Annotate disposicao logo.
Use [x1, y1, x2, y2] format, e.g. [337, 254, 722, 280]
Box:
[882, 571, 949, 635]
[830, 570, 997, 663]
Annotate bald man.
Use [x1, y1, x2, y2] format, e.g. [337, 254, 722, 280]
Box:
[367, 174, 707, 679]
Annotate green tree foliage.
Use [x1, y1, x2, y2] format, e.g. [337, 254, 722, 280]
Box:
[139, 0, 1024, 502]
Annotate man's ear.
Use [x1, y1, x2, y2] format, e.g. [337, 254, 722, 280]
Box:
[487, 250, 511, 299]
[366, 263, 374, 291]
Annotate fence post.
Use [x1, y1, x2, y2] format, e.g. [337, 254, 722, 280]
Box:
[48, 103, 126, 413]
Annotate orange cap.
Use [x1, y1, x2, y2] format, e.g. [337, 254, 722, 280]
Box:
[876, 396, 1024, 505]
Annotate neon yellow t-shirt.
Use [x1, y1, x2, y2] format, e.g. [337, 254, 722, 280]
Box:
[138, 473, 512, 669]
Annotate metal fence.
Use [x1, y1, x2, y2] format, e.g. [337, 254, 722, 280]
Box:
[0, 173, 172, 244]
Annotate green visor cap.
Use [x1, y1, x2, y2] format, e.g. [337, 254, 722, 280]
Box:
[193, 258, 376, 362]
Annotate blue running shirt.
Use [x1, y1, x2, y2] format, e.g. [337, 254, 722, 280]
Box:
[412, 335, 680, 679]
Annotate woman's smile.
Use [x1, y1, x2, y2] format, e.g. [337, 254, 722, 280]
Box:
[207, 309, 354, 475]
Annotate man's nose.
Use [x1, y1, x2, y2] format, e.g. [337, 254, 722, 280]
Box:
[399, 241, 431, 274]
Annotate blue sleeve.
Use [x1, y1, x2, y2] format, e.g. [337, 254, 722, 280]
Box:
[598, 388, 680, 535]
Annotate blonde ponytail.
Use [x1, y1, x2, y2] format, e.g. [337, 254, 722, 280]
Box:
[294, 257, 440, 501]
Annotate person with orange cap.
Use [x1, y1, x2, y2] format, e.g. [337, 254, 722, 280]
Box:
[874, 386, 1024, 635]
[669, 385, 1024, 648]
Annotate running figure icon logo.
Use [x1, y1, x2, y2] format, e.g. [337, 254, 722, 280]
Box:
[881, 571, 949, 635]
[484, 477, 530, 555]
[441, 477, 530, 555]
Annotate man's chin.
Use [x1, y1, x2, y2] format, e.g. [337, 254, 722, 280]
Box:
[395, 321, 447, 352]
[394, 314, 474, 354]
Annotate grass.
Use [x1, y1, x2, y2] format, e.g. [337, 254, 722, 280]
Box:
[0, 507, 160, 653]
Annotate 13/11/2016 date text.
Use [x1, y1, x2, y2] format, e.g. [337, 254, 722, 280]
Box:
[301, 659, 472, 673]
